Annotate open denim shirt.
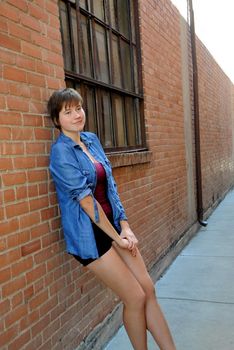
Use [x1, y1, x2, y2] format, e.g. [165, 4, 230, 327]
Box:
[49, 132, 127, 259]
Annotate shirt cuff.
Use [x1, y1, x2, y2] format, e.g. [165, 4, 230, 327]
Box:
[77, 189, 100, 223]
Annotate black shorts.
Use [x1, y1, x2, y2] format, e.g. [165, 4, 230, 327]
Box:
[72, 219, 119, 266]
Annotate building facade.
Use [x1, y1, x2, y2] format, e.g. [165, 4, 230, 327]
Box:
[0, 0, 234, 349]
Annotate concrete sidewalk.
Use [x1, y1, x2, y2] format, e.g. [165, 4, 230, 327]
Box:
[105, 189, 234, 350]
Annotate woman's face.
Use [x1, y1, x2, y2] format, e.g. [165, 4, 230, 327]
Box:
[59, 102, 86, 136]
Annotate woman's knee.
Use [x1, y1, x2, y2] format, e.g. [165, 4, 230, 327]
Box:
[142, 277, 156, 300]
[124, 285, 146, 309]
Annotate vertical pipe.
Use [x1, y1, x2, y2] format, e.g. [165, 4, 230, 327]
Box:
[188, 0, 207, 226]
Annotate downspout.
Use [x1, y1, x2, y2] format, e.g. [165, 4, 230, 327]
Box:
[188, 0, 207, 226]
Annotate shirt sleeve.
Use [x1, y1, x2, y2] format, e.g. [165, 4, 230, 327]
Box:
[49, 143, 99, 222]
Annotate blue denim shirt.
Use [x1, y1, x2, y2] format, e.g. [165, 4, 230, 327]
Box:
[49, 132, 127, 259]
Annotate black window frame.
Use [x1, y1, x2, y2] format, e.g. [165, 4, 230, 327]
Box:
[59, 0, 146, 153]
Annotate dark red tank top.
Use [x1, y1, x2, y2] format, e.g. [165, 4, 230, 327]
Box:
[94, 162, 113, 219]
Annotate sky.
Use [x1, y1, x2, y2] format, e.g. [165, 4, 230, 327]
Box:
[171, 0, 234, 83]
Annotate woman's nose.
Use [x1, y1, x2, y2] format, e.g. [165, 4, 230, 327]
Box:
[72, 109, 81, 118]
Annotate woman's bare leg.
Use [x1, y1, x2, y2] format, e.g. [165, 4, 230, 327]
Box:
[86, 247, 148, 350]
[113, 244, 176, 350]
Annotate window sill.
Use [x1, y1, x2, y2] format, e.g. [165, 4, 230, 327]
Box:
[106, 150, 152, 168]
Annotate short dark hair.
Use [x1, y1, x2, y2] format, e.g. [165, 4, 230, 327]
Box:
[47, 88, 83, 130]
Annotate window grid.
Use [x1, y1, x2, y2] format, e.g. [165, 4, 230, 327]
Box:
[59, 0, 146, 152]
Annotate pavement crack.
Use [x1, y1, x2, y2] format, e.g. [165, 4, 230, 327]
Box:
[158, 296, 234, 305]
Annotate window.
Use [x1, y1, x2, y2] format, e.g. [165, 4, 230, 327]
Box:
[59, 0, 145, 152]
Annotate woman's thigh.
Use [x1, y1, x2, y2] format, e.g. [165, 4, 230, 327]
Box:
[86, 247, 145, 305]
[113, 244, 156, 297]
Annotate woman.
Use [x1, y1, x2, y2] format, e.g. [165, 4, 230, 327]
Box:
[48, 88, 176, 350]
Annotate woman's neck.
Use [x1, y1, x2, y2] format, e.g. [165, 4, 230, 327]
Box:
[62, 130, 81, 145]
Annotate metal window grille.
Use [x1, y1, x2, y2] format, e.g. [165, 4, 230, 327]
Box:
[59, 0, 146, 152]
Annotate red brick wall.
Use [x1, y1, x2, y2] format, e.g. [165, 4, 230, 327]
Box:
[0, 1, 233, 349]
[196, 40, 234, 210]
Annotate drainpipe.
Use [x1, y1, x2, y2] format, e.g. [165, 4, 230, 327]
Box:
[188, 0, 207, 226]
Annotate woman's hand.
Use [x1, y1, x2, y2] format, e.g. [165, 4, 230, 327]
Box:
[120, 227, 138, 257]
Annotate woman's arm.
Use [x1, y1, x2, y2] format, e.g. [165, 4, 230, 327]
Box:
[80, 195, 134, 251]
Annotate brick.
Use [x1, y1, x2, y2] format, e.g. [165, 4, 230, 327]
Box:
[0, 299, 11, 316]
[31, 314, 50, 338]
[2, 172, 27, 186]
[12, 127, 34, 140]
[29, 289, 48, 311]
[42, 318, 59, 343]
[16, 56, 36, 72]
[42, 232, 59, 248]
[2, 275, 26, 297]
[13, 156, 36, 169]
[6, 201, 29, 218]
[0, 2, 20, 22]
[0, 158, 13, 171]
[0, 112, 22, 126]
[15, 186, 28, 200]
[19, 310, 40, 332]
[21, 41, 42, 59]
[0, 126, 11, 139]
[0, 33, 20, 52]
[0, 249, 21, 268]
[46, 77, 62, 90]
[0, 267, 11, 284]
[1, 218, 19, 235]
[34, 128, 52, 140]
[0, 325, 18, 348]
[31, 32, 50, 50]
[6, 96, 29, 112]
[3, 189, 15, 203]
[34, 246, 54, 264]
[30, 86, 42, 100]
[0, 80, 9, 94]
[27, 169, 48, 182]
[0, 142, 24, 155]
[19, 211, 41, 229]
[27, 72, 46, 87]
[46, 1, 59, 16]
[7, 0, 28, 12]
[20, 12, 42, 32]
[0, 49, 16, 65]
[28, 3, 49, 22]
[41, 207, 56, 221]
[8, 82, 31, 98]
[28, 184, 38, 197]
[29, 196, 49, 211]
[0, 238, 6, 250]
[8, 21, 31, 41]
[31, 222, 50, 239]
[23, 114, 43, 127]
[11, 256, 33, 277]
[36, 156, 49, 167]
[21, 239, 41, 257]
[0, 16, 8, 33]
[0, 207, 6, 222]
[29, 101, 46, 114]
[26, 264, 46, 285]
[11, 292, 23, 308]
[5, 304, 28, 327]
[0, 95, 6, 109]
[8, 330, 31, 350]
[26, 142, 46, 155]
